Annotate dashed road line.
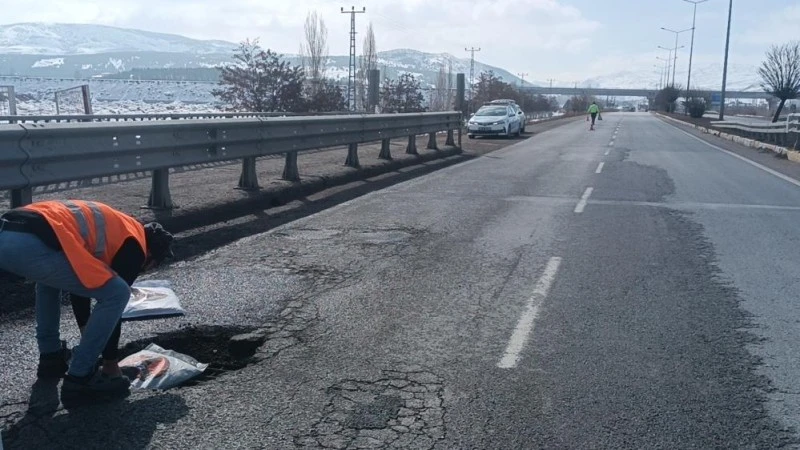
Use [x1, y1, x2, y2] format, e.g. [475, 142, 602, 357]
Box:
[604, 149, 611, 156]
[498, 257, 563, 369]
[595, 162, 605, 174]
[609, 141, 615, 147]
[574, 187, 594, 213]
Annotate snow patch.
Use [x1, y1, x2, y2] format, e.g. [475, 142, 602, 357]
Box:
[107, 58, 125, 71]
[31, 58, 64, 68]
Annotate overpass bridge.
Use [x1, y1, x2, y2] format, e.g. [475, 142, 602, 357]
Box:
[522, 86, 769, 100]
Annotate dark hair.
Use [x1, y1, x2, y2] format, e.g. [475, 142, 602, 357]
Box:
[144, 222, 174, 263]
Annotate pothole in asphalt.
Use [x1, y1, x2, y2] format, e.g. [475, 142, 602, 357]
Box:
[349, 230, 415, 245]
[273, 228, 343, 240]
[295, 365, 446, 449]
[120, 325, 260, 386]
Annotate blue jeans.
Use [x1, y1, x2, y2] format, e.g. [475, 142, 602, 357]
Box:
[0, 229, 130, 377]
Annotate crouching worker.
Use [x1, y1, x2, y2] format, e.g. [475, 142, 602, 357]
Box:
[0, 200, 173, 399]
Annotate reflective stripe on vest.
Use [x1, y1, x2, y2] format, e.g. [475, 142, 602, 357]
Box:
[61, 200, 107, 259]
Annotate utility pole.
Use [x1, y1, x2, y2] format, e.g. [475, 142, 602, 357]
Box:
[517, 72, 529, 109]
[719, 0, 732, 120]
[684, 0, 708, 97]
[341, 6, 366, 111]
[465, 47, 481, 114]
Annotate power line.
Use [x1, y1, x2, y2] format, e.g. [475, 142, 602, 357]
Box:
[341, 6, 366, 111]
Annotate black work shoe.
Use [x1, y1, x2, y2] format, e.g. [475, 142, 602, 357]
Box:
[61, 370, 131, 404]
[37, 340, 71, 378]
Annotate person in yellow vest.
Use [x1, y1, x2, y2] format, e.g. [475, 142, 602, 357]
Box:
[0, 200, 173, 400]
[587, 101, 601, 130]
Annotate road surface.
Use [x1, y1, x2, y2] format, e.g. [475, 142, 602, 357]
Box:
[3, 112, 800, 449]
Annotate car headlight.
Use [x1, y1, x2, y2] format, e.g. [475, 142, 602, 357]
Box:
[491, 121, 503, 125]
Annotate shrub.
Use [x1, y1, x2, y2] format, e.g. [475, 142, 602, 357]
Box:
[687, 98, 707, 118]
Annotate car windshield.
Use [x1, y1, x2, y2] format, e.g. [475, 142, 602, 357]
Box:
[475, 107, 508, 116]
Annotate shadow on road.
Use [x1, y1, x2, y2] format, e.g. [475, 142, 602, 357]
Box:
[3, 382, 188, 449]
[171, 153, 478, 262]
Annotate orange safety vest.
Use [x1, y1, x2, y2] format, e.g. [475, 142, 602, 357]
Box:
[22, 200, 147, 289]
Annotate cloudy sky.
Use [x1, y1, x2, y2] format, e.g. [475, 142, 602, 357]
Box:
[2, 0, 799, 84]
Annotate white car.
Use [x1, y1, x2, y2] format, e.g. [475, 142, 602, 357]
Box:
[488, 99, 527, 133]
[467, 105, 522, 139]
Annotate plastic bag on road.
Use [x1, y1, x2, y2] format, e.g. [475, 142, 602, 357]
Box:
[119, 343, 208, 390]
[122, 280, 185, 322]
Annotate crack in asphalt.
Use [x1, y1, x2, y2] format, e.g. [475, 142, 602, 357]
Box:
[295, 366, 446, 449]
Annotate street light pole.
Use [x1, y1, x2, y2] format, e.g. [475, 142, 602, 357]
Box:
[684, 0, 708, 96]
[661, 26, 692, 87]
[654, 65, 664, 90]
[657, 56, 670, 86]
[719, 0, 733, 120]
[658, 47, 673, 85]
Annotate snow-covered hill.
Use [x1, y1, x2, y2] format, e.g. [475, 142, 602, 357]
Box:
[0, 23, 523, 86]
[0, 23, 237, 55]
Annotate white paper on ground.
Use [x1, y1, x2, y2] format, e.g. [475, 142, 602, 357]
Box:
[119, 343, 208, 390]
[122, 280, 185, 322]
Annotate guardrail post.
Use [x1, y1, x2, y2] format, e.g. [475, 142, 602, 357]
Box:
[345, 143, 360, 168]
[10, 187, 32, 208]
[445, 129, 456, 146]
[282, 151, 300, 181]
[379, 139, 392, 160]
[407, 135, 418, 155]
[147, 169, 174, 209]
[427, 132, 438, 150]
[238, 157, 260, 190]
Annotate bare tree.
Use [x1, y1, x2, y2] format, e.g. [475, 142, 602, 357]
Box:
[758, 41, 800, 122]
[301, 10, 328, 94]
[357, 22, 377, 110]
[446, 61, 454, 110]
[430, 65, 449, 111]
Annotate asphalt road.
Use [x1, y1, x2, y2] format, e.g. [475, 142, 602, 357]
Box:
[3, 112, 800, 449]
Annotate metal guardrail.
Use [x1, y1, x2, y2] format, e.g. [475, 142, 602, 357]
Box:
[710, 113, 800, 134]
[0, 112, 462, 209]
[0, 112, 354, 124]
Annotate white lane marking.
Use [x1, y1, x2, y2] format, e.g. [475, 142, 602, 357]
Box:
[604, 149, 611, 156]
[498, 257, 563, 369]
[670, 125, 800, 189]
[595, 162, 605, 174]
[574, 187, 594, 213]
[608, 141, 615, 147]
[588, 199, 800, 211]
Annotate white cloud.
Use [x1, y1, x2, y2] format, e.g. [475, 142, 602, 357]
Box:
[740, 5, 800, 46]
